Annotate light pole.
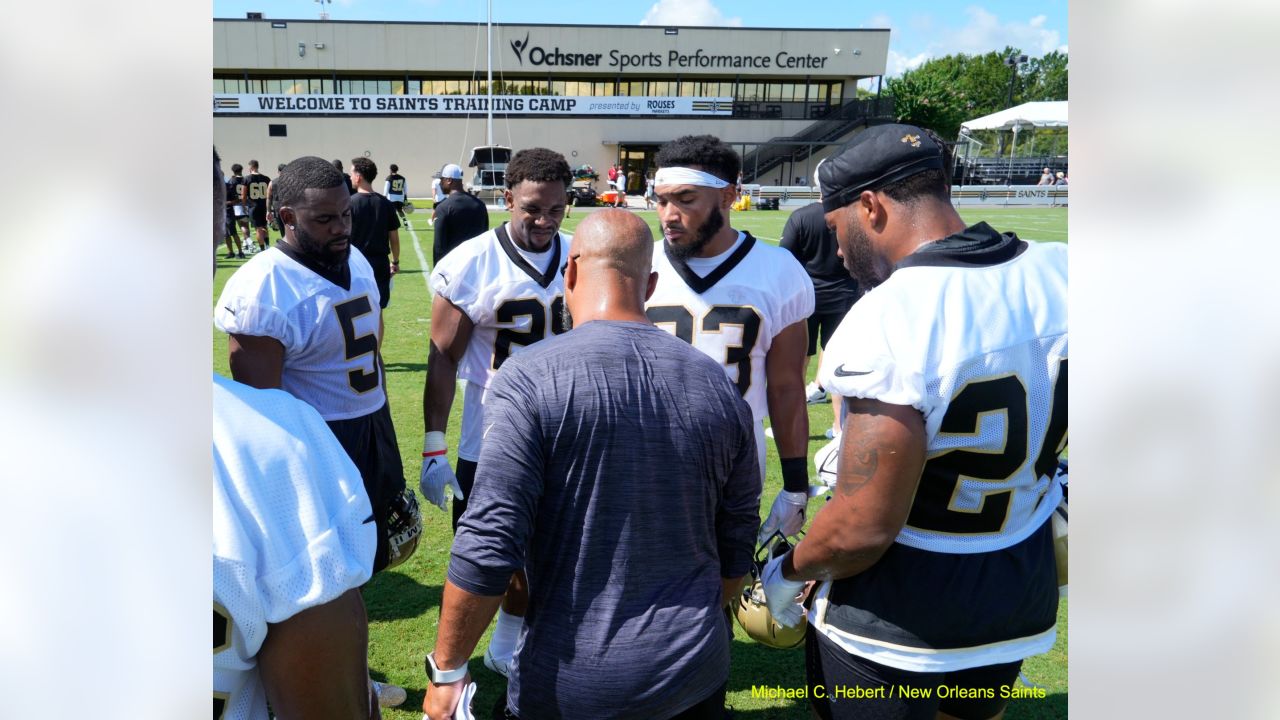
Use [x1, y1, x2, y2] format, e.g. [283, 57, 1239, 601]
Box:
[1004, 52, 1028, 109]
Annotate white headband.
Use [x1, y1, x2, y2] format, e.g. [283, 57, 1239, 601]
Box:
[655, 167, 730, 189]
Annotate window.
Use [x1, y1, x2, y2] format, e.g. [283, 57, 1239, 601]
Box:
[376, 80, 392, 94]
[322, 78, 334, 94]
[268, 124, 287, 137]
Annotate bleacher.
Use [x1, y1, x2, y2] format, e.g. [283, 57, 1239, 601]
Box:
[954, 155, 1068, 186]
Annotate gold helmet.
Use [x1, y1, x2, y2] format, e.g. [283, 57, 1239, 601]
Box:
[382, 489, 422, 572]
[735, 534, 806, 649]
[402, 200, 416, 214]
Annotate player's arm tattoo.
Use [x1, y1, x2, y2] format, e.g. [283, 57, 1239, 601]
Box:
[836, 427, 880, 498]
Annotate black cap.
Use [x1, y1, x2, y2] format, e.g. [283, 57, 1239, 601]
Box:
[819, 123, 944, 212]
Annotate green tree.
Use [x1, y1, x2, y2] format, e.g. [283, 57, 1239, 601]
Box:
[886, 47, 1067, 138]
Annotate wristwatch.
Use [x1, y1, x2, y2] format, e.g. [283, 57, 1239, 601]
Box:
[425, 652, 468, 684]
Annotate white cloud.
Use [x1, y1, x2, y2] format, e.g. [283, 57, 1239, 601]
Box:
[639, 0, 743, 27]
[878, 6, 1066, 78]
[939, 7, 1063, 57]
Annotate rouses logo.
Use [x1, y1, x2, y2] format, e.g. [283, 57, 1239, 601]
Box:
[510, 31, 530, 65]
[647, 100, 675, 109]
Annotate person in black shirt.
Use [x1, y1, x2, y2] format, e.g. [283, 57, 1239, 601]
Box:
[335, 158, 355, 195]
[245, 160, 272, 251]
[228, 164, 252, 250]
[779, 164, 861, 437]
[349, 157, 401, 349]
[223, 173, 245, 259]
[431, 163, 489, 267]
[384, 163, 409, 221]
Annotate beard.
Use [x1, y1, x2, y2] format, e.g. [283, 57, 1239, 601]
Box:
[840, 215, 890, 290]
[293, 224, 350, 268]
[559, 301, 574, 331]
[667, 205, 724, 261]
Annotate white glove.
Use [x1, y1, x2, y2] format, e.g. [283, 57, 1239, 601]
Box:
[420, 431, 464, 511]
[759, 489, 808, 543]
[761, 552, 807, 629]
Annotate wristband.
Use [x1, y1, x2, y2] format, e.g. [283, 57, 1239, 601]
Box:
[424, 430, 447, 457]
[780, 457, 809, 493]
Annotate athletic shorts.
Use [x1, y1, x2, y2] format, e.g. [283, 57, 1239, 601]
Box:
[366, 257, 392, 309]
[251, 203, 268, 229]
[326, 402, 407, 573]
[807, 309, 850, 356]
[806, 627, 1023, 720]
[500, 682, 727, 719]
[224, 208, 237, 237]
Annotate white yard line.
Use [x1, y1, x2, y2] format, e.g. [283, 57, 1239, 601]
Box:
[404, 219, 432, 296]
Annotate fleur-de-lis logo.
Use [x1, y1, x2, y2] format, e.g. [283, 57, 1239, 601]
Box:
[901, 134, 921, 148]
[510, 32, 530, 65]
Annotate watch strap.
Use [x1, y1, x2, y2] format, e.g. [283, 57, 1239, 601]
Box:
[425, 652, 468, 684]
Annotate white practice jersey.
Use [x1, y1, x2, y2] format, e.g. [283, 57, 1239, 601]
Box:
[213, 374, 376, 720]
[820, 230, 1068, 555]
[647, 231, 814, 421]
[215, 246, 384, 421]
[430, 223, 571, 460]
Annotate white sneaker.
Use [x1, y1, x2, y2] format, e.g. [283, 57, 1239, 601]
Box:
[824, 428, 837, 440]
[484, 646, 511, 678]
[370, 680, 406, 707]
[805, 381, 828, 404]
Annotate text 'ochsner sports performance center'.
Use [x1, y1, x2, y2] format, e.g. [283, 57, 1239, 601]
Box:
[213, 17, 892, 196]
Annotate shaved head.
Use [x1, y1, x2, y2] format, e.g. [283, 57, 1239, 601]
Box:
[562, 209, 658, 327]
[571, 210, 653, 281]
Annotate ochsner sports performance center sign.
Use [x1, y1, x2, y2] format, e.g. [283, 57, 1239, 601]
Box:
[213, 94, 733, 116]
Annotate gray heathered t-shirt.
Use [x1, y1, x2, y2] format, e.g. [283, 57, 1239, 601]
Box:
[448, 320, 762, 720]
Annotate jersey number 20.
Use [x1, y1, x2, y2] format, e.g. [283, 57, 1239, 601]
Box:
[492, 296, 566, 369]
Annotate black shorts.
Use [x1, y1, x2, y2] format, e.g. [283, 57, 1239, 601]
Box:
[366, 258, 392, 309]
[452, 458, 478, 533]
[806, 627, 1023, 720]
[821, 519, 1058, 651]
[326, 402, 407, 573]
[251, 204, 268, 229]
[807, 308, 851, 356]
[499, 682, 727, 719]
[224, 209, 238, 238]
[390, 200, 404, 211]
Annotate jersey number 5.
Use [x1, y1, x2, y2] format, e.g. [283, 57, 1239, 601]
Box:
[492, 296, 566, 369]
[908, 358, 1068, 535]
[645, 305, 762, 396]
[334, 296, 380, 393]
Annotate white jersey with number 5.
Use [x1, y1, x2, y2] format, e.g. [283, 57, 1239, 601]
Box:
[647, 231, 814, 422]
[213, 374, 375, 720]
[429, 223, 572, 461]
[820, 227, 1068, 555]
[214, 245, 384, 421]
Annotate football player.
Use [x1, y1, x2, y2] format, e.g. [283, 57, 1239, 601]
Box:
[384, 163, 408, 221]
[762, 125, 1067, 720]
[245, 160, 272, 251]
[646, 135, 816, 544]
[229, 163, 253, 252]
[419, 147, 574, 677]
[215, 155, 420, 708]
[211, 148, 379, 720]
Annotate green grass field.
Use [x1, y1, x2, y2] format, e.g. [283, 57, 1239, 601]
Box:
[213, 204, 1067, 719]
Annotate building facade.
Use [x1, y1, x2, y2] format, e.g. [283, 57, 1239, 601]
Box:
[214, 18, 890, 194]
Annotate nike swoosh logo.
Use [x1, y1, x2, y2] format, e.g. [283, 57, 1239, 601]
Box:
[426, 458, 439, 471]
[833, 365, 873, 377]
[224, 306, 236, 315]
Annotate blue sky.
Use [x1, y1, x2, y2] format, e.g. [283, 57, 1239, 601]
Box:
[213, 0, 1068, 81]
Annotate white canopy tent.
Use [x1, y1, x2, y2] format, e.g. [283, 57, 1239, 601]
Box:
[957, 101, 1068, 185]
[960, 101, 1068, 132]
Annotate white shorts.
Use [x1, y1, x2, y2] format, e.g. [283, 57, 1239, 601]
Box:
[233, 205, 247, 217]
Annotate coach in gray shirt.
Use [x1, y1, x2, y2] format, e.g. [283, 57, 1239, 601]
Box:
[422, 210, 762, 720]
